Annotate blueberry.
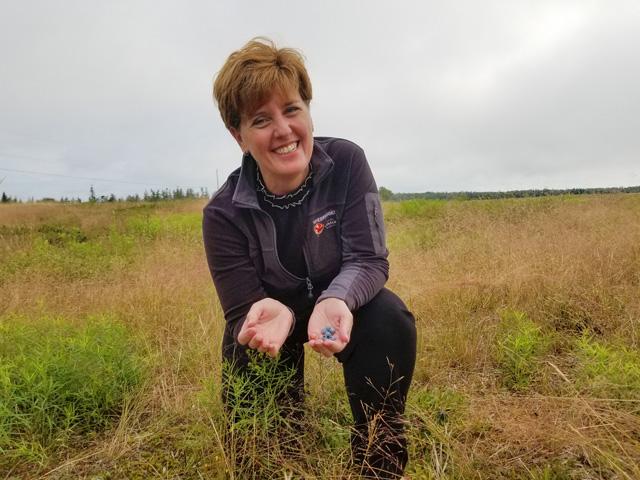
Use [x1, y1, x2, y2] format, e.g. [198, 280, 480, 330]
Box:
[321, 326, 337, 342]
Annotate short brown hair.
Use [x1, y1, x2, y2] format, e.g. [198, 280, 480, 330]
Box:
[213, 37, 313, 130]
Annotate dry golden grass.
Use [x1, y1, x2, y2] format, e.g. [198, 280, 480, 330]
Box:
[1, 194, 640, 478]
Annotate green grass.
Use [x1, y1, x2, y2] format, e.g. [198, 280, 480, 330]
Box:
[2, 196, 640, 478]
[408, 386, 467, 426]
[0, 204, 201, 284]
[384, 198, 448, 222]
[208, 352, 303, 478]
[124, 214, 164, 239]
[495, 310, 550, 391]
[404, 387, 468, 478]
[0, 228, 136, 283]
[0, 314, 146, 465]
[124, 211, 202, 240]
[575, 333, 640, 400]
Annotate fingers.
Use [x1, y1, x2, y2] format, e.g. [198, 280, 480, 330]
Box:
[244, 304, 262, 328]
[325, 338, 347, 355]
[338, 323, 351, 344]
[248, 333, 265, 350]
[239, 299, 291, 356]
[242, 330, 282, 358]
[237, 326, 255, 345]
[308, 336, 347, 357]
[267, 343, 279, 358]
[308, 339, 333, 357]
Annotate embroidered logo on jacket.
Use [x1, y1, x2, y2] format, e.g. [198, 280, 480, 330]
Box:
[312, 210, 337, 236]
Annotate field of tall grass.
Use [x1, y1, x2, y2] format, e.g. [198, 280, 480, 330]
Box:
[1, 194, 639, 479]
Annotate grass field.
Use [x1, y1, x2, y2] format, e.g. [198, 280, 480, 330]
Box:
[1, 194, 639, 479]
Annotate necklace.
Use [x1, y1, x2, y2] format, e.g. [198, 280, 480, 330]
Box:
[256, 164, 313, 210]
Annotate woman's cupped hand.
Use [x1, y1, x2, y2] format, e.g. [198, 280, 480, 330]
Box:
[307, 298, 353, 357]
[237, 298, 294, 358]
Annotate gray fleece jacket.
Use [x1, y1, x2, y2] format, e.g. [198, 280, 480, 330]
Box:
[202, 137, 388, 340]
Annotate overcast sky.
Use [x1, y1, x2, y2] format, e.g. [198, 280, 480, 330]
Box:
[1, 0, 639, 200]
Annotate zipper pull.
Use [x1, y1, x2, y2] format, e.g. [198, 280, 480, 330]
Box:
[306, 277, 314, 300]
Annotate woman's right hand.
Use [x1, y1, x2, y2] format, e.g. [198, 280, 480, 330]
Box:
[237, 298, 293, 358]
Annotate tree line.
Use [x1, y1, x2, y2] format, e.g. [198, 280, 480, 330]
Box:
[1, 192, 18, 203]
[87, 185, 210, 203]
[378, 185, 640, 201]
[0, 186, 210, 204]
[4, 184, 640, 205]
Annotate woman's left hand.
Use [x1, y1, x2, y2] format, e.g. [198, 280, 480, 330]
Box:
[307, 298, 353, 357]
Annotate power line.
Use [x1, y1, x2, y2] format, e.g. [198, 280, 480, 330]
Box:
[0, 151, 64, 163]
[0, 166, 205, 189]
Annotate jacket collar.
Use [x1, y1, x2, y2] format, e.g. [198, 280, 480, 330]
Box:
[232, 138, 334, 209]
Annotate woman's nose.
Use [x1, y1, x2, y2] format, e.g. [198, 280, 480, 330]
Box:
[272, 115, 293, 137]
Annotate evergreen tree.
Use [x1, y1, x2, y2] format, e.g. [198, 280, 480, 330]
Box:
[378, 186, 394, 201]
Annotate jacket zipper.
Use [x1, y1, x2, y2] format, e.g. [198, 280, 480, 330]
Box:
[233, 152, 334, 304]
[305, 276, 314, 300]
[255, 208, 315, 300]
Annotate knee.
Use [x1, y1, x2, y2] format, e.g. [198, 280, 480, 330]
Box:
[357, 289, 416, 347]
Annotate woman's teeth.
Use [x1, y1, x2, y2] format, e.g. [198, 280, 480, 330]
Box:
[274, 142, 297, 154]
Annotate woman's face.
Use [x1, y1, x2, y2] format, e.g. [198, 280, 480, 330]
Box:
[231, 88, 314, 195]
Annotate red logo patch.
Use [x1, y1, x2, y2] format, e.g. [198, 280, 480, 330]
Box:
[313, 222, 325, 235]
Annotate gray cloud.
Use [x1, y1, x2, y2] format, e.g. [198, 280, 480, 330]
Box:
[1, 0, 639, 199]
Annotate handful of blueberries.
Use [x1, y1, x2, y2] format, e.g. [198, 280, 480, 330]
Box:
[321, 326, 336, 341]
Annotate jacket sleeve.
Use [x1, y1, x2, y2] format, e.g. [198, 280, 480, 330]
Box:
[202, 206, 267, 340]
[317, 145, 389, 311]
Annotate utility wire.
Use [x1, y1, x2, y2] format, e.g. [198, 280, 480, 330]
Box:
[0, 166, 206, 189]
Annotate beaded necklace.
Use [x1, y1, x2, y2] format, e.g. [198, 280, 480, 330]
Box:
[256, 163, 313, 210]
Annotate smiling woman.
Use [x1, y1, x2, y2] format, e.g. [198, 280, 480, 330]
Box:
[204, 37, 417, 479]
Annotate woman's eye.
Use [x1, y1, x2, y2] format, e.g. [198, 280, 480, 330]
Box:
[285, 106, 300, 115]
[252, 117, 268, 127]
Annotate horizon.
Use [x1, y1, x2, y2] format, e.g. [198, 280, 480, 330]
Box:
[3, 181, 640, 204]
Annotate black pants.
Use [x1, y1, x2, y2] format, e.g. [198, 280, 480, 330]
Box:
[222, 288, 417, 479]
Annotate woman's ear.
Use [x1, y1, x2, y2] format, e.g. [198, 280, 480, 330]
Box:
[229, 127, 246, 152]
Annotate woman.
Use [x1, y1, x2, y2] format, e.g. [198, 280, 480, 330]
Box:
[204, 37, 417, 479]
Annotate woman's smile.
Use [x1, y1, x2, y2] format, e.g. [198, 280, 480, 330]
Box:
[273, 141, 298, 155]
